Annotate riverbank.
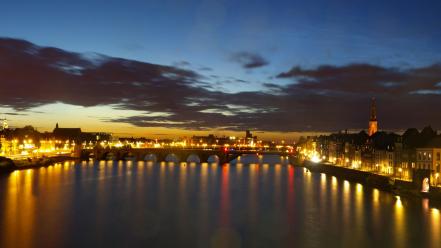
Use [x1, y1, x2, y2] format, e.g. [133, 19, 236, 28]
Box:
[0, 155, 75, 173]
[303, 160, 441, 207]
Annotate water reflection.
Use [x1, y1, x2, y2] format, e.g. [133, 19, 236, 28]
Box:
[430, 208, 440, 248]
[248, 163, 259, 228]
[0, 156, 440, 248]
[394, 196, 405, 247]
[219, 166, 230, 226]
[274, 164, 282, 208]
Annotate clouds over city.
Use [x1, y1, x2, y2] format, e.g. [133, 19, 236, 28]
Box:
[1, 38, 441, 132]
[277, 63, 441, 95]
[229, 51, 269, 69]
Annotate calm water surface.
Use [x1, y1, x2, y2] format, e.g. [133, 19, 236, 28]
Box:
[0, 155, 440, 248]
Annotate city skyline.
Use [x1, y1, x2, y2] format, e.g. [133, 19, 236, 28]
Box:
[1, 0, 441, 140]
[1, 2, 441, 247]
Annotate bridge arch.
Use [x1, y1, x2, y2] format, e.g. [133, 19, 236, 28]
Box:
[165, 153, 180, 163]
[123, 152, 136, 161]
[207, 155, 220, 163]
[186, 154, 201, 163]
[144, 154, 157, 163]
[80, 150, 93, 160]
[104, 152, 116, 161]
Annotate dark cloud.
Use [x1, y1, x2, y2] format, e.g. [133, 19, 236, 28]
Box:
[229, 52, 269, 69]
[1, 38, 441, 132]
[277, 63, 441, 94]
[263, 83, 285, 92]
[199, 66, 213, 71]
[0, 38, 200, 110]
[172, 60, 191, 67]
[3, 112, 27, 116]
[235, 79, 247, 83]
[209, 76, 249, 85]
[274, 63, 441, 130]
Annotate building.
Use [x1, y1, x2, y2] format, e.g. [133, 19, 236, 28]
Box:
[191, 134, 217, 146]
[0, 118, 8, 131]
[345, 142, 362, 169]
[392, 139, 414, 180]
[416, 147, 441, 187]
[368, 97, 378, 136]
[245, 130, 257, 145]
[53, 123, 82, 142]
[329, 140, 345, 166]
[373, 147, 394, 175]
[361, 139, 375, 171]
[52, 123, 112, 144]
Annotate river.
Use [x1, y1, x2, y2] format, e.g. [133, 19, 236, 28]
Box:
[0, 155, 440, 248]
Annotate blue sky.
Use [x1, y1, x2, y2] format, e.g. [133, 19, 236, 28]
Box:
[2, 0, 440, 91]
[0, 0, 440, 138]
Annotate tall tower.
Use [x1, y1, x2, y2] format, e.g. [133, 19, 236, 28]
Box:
[368, 97, 378, 136]
[0, 118, 8, 131]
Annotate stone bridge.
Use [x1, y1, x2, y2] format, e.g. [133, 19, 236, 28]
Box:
[78, 147, 294, 164]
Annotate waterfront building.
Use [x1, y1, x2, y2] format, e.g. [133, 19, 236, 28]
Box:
[326, 140, 340, 164]
[416, 145, 441, 187]
[373, 147, 394, 175]
[0, 135, 4, 155]
[298, 98, 439, 185]
[346, 142, 362, 169]
[361, 139, 375, 171]
[392, 139, 414, 180]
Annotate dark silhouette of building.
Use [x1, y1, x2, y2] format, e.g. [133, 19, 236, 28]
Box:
[53, 123, 82, 141]
[245, 130, 257, 145]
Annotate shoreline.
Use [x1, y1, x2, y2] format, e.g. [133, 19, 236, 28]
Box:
[0, 156, 75, 173]
[302, 160, 441, 208]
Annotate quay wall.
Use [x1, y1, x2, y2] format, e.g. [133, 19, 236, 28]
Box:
[0, 156, 74, 173]
[303, 161, 441, 204]
[304, 161, 393, 191]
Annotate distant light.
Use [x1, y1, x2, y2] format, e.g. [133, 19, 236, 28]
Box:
[310, 154, 322, 163]
[431, 208, 440, 217]
[395, 195, 403, 208]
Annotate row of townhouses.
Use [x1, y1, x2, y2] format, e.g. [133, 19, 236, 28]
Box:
[297, 98, 440, 187]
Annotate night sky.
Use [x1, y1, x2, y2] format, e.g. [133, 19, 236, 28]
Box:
[1, 0, 440, 140]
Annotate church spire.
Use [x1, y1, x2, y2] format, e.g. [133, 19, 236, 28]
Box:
[1, 117, 8, 131]
[368, 97, 378, 136]
[370, 97, 377, 121]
